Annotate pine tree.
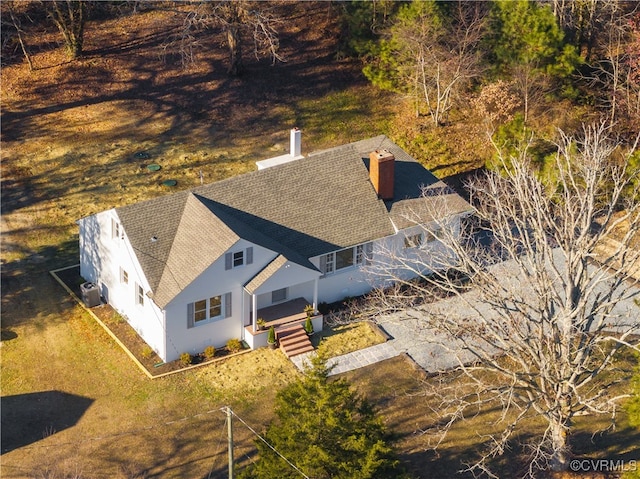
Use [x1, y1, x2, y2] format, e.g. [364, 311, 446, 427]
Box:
[241, 355, 400, 479]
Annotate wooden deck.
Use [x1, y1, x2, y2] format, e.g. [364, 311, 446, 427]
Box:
[244, 298, 322, 350]
[255, 297, 310, 326]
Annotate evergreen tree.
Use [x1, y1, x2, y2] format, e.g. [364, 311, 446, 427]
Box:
[487, 0, 578, 76]
[241, 355, 400, 479]
[486, 0, 580, 122]
[363, 0, 486, 125]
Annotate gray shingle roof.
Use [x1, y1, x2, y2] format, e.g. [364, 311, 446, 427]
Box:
[190, 143, 394, 256]
[244, 254, 288, 295]
[113, 135, 472, 308]
[154, 193, 241, 308]
[350, 137, 474, 230]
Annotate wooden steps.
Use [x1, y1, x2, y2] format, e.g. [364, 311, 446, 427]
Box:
[276, 324, 314, 358]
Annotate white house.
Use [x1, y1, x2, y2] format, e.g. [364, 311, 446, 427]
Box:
[78, 131, 473, 362]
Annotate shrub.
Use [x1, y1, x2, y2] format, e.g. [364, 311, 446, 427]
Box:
[180, 352, 192, 366]
[267, 326, 276, 345]
[317, 302, 330, 315]
[226, 338, 242, 353]
[304, 316, 314, 335]
[141, 345, 154, 359]
[204, 345, 216, 359]
[303, 304, 314, 317]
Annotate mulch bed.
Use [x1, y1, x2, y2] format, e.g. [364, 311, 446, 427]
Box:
[53, 265, 247, 377]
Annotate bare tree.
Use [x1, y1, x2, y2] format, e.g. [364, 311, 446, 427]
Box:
[578, 3, 640, 129]
[369, 0, 487, 125]
[43, 0, 87, 59]
[2, 1, 34, 70]
[165, 0, 283, 75]
[548, 0, 603, 59]
[364, 123, 640, 476]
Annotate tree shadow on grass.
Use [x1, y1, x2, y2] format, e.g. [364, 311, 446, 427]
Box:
[1, 390, 94, 454]
[396, 421, 640, 479]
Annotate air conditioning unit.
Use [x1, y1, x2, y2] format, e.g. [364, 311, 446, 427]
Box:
[80, 282, 101, 308]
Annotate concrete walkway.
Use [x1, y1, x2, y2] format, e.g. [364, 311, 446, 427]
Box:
[290, 341, 401, 376]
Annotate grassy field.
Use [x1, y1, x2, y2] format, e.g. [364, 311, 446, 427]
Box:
[1, 3, 638, 478]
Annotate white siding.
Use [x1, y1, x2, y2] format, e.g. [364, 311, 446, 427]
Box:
[312, 217, 462, 304]
[79, 207, 464, 363]
[163, 239, 278, 361]
[251, 260, 319, 309]
[78, 210, 167, 360]
[254, 280, 316, 309]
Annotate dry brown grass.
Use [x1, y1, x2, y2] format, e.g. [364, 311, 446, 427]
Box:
[315, 320, 385, 357]
[0, 4, 401, 476]
[2, 4, 638, 478]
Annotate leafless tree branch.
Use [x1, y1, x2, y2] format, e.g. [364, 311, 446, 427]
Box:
[357, 121, 639, 476]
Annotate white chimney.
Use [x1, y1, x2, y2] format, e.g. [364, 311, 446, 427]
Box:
[255, 128, 304, 170]
[290, 127, 301, 157]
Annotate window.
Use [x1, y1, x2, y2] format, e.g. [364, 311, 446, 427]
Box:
[225, 247, 254, 270]
[272, 288, 287, 303]
[136, 283, 144, 306]
[193, 297, 222, 323]
[209, 295, 222, 318]
[120, 268, 129, 284]
[355, 243, 372, 264]
[321, 242, 373, 275]
[194, 299, 207, 321]
[192, 296, 222, 323]
[404, 233, 423, 249]
[188, 293, 232, 328]
[111, 218, 120, 239]
[425, 227, 442, 243]
[323, 253, 334, 275]
[233, 251, 244, 267]
[335, 248, 354, 270]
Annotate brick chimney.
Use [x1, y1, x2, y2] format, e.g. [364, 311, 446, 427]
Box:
[369, 149, 395, 200]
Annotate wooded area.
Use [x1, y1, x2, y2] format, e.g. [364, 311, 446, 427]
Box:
[1, 2, 639, 478]
[2, 0, 639, 171]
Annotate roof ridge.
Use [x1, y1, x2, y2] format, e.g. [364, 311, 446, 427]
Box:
[115, 136, 390, 214]
[244, 254, 289, 294]
[153, 193, 241, 308]
[106, 134, 471, 310]
[192, 194, 319, 272]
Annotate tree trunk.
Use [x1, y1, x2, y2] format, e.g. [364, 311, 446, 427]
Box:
[7, 1, 34, 71]
[549, 397, 572, 472]
[226, 25, 243, 76]
[48, 0, 86, 59]
[550, 423, 570, 471]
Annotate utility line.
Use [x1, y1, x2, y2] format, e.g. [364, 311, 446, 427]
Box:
[226, 408, 310, 479]
[207, 414, 230, 479]
[10, 405, 310, 479]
